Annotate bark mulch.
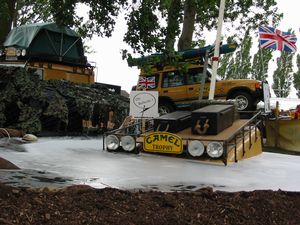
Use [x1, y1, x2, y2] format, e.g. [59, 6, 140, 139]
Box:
[1, 157, 300, 225]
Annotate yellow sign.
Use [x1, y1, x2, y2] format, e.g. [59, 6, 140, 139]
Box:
[143, 132, 183, 154]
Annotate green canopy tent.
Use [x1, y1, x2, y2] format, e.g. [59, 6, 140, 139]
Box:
[3, 22, 87, 65]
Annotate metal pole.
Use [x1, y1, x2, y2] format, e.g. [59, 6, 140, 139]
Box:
[208, 0, 226, 100]
[259, 46, 265, 80]
[199, 50, 209, 100]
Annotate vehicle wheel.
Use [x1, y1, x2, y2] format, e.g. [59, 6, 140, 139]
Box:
[230, 92, 254, 111]
[158, 101, 174, 115]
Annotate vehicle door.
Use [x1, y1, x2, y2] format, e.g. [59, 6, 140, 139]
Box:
[160, 70, 188, 101]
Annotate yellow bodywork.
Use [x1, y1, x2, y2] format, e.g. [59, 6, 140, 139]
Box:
[265, 119, 300, 152]
[137, 64, 260, 102]
[0, 61, 95, 84]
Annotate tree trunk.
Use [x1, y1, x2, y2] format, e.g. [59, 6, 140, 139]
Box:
[177, 0, 196, 51]
[12, 0, 19, 28]
[0, 0, 17, 47]
[165, 0, 181, 52]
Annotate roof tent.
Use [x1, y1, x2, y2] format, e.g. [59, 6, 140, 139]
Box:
[4, 22, 87, 65]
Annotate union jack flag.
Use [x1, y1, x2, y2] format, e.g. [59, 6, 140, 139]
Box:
[137, 76, 156, 89]
[259, 26, 297, 52]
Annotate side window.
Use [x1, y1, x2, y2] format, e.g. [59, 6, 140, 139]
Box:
[187, 67, 212, 84]
[162, 71, 185, 88]
[187, 68, 203, 85]
[137, 74, 159, 90]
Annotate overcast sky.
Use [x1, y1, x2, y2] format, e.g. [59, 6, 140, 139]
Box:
[86, 0, 300, 97]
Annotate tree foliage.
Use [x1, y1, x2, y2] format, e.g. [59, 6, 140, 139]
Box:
[123, 0, 167, 55]
[218, 52, 234, 79]
[293, 54, 300, 98]
[218, 31, 252, 80]
[0, 0, 53, 47]
[232, 29, 252, 79]
[0, 0, 17, 47]
[124, 0, 281, 55]
[49, 0, 128, 38]
[272, 51, 294, 98]
[0, 0, 128, 47]
[1, 0, 282, 57]
[15, 0, 53, 26]
[251, 47, 273, 81]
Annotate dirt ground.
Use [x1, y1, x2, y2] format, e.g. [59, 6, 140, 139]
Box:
[1, 157, 300, 225]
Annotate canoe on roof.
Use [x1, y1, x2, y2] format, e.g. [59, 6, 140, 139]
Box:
[127, 43, 238, 67]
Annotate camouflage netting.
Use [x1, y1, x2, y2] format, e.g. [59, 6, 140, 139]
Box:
[0, 66, 129, 134]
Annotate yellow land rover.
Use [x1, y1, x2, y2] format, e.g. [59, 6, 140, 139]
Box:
[130, 45, 264, 113]
[135, 64, 264, 113]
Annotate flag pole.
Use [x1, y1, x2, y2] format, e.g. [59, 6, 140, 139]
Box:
[209, 0, 226, 100]
[259, 45, 265, 81]
[258, 26, 265, 82]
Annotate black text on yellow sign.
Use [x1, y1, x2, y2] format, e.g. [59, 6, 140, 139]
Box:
[143, 132, 183, 154]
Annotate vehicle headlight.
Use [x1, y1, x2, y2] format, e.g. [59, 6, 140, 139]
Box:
[207, 142, 224, 158]
[16, 49, 21, 56]
[188, 140, 205, 157]
[121, 136, 136, 152]
[21, 49, 26, 56]
[106, 134, 120, 150]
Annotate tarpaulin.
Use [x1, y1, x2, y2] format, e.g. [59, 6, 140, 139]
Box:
[3, 22, 85, 65]
[265, 119, 300, 152]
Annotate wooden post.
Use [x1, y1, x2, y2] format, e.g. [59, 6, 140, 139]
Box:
[141, 119, 146, 133]
[107, 110, 115, 130]
[275, 101, 279, 148]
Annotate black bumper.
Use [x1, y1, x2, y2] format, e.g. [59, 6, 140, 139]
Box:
[252, 88, 264, 103]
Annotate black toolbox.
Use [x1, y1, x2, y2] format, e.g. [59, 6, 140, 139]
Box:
[154, 111, 191, 133]
[191, 104, 234, 135]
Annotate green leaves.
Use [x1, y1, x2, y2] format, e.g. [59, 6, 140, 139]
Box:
[16, 0, 54, 25]
[271, 29, 296, 98]
[1, 0, 282, 56]
[293, 54, 300, 98]
[272, 51, 294, 98]
[251, 48, 272, 81]
[123, 0, 164, 54]
[219, 31, 253, 80]
[123, 0, 281, 57]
